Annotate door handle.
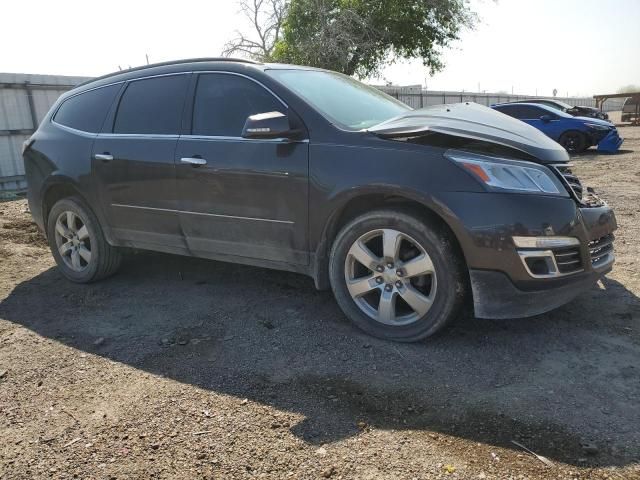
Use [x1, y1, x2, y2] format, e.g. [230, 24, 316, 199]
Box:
[94, 153, 114, 162]
[180, 157, 207, 166]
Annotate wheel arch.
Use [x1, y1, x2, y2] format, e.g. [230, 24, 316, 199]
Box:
[40, 178, 113, 243]
[312, 188, 470, 290]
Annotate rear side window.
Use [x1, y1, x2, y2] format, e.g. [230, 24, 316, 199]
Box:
[53, 84, 120, 133]
[113, 75, 189, 135]
[192, 73, 284, 137]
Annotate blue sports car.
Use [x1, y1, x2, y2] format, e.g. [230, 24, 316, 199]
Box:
[492, 102, 623, 153]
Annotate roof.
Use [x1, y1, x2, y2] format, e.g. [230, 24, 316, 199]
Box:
[76, 57, 262, 88]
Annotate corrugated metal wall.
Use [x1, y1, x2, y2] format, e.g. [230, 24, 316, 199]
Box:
[0, 73, 88, 192]
[375, 85, 627, 112]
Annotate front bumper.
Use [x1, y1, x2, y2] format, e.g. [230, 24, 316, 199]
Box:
[468, 203, 616, 318]
[435, 191, 617, 319]
[470, 264, 611, 319]
[597, 130, 624, 152]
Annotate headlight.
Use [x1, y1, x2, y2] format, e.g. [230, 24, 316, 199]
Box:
[445, 150, 566, 195]
[585, 123, 611, 131]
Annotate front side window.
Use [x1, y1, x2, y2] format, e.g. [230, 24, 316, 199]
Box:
[53, 84, 120, 133]
[267, 69, 410, 130]
[192, 73, 284, 137]
[113, 75, 189, 135]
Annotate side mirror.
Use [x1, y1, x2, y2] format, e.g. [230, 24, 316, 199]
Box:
[540, 114, 553, 122]
[242, 111, 294, 139]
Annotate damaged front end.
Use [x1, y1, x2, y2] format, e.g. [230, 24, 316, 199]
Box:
[596, 129, 624, 153]
[367, 102, 617, 320]
[368, 102, 571, 163]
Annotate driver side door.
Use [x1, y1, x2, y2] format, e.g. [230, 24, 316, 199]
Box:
[174, 72, 309, 265]
[517, 106, 565, 141]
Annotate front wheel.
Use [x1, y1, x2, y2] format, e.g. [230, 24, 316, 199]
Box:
[329, 209, 466, 342]
[47, 197, 122, 283]
[559, 131, 587, 153]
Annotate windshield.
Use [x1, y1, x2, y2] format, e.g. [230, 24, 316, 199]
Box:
[267, 69, 411, 130]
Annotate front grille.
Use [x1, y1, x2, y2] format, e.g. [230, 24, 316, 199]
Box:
[553, 164, 583, 199]
[553, 246, 583, 274]
[589, 234, 614, 267]
[552, 164, 605, 207]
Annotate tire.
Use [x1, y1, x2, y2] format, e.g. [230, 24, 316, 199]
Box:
[46, 196, 121, 283]
[329, 209, 466, 342]
[559, 130, 587, 153]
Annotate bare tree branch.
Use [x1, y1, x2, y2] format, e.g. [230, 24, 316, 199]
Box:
[222, 0, 288, 61]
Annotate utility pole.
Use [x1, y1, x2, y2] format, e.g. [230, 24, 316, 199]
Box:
[146, 53, 150, 65]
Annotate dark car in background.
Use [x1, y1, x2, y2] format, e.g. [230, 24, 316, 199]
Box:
[492, 102, 623, 153]
[509, 99, 609, 121]
[23, 59, 617, 342]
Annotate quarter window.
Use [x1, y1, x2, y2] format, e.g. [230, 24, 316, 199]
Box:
[113, 75, 189, 135]
[192, 74, 284, 137]
[53, 84, 120, 133]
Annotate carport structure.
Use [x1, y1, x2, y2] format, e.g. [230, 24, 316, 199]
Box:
[594, 92, 640, 125]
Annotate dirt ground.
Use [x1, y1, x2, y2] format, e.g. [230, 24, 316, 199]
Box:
[1, 128, 639, 480]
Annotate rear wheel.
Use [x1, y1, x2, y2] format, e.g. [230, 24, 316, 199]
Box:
[47, 197, 121, 283]
[329, 209, 466, 342]
[559, 130, 587, 153]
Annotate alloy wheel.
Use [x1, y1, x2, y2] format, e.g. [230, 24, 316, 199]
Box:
[344, 229, 437, 326]
[54, 211, 92, 272]
[563, 132, 580, 152]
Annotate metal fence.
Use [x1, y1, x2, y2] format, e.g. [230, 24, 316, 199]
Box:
[0, 73, 88, 192]
[0, 73, 629, 192]
[375, 85, 627, 112]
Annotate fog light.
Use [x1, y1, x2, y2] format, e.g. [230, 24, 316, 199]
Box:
[525, 257, 551, 276]
[517, 250, 558, 278]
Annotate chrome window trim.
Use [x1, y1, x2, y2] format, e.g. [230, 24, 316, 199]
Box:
[51, 70, 297, 140]
[125, 71, 191, 83]
[195, 70, 288, 110]
[180, 134, 309, 143]
[96, 133, 179, 140]
[50, 81, 125, 134]
[111, 203, 295, 225]
[51, 121, 97, 138]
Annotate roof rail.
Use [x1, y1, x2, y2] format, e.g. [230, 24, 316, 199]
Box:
[76, 57, 261, 88]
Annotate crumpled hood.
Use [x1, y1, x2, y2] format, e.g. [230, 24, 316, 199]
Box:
[368, 102, 570, 164]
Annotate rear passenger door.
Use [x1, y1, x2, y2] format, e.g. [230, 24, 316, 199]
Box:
[174, 72, 309, 265]
[92, 73, 190, 249]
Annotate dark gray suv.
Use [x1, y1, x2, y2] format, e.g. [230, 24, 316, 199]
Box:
[23, 58, 617, 342]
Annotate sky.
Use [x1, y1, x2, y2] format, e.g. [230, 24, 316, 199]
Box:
[1, 0, 638, 97]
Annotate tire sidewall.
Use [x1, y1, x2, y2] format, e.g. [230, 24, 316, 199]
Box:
[329, 210, 464, 342]
[47, 198, 103, 283]
[560, 130, 587, 153]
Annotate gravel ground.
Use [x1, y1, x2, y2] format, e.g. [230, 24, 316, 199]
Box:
[1, 127, 639, 479]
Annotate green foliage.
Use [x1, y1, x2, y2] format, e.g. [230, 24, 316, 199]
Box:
[272, 0, 476, 77]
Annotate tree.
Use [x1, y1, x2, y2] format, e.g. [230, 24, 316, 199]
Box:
[223, 0, 289, 61]
[617, 85, 640, 94]
[271, 0, 476, 77]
